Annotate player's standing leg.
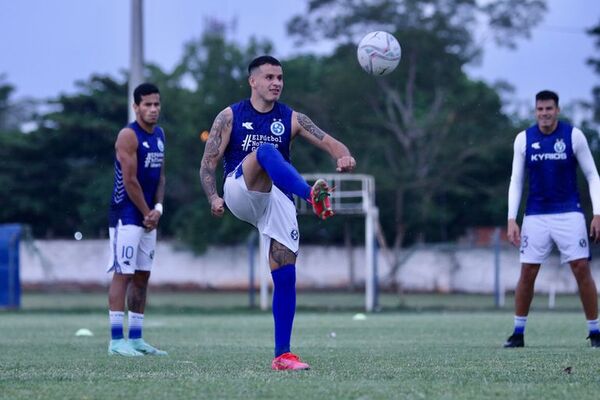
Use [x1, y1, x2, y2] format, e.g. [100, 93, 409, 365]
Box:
[127, 270, 167, 355]
[569, 259, 600, 347]
[108, 273, 143, 356]
[107, 224, 143, 356]
[269, 240, 309, 371]
[504, 263, 540, 348]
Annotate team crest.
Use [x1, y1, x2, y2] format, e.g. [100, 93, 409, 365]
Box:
[157, 139, 164, 152]
[554, 139, 565, 153]
[270, 120, 285, 136]
[290, 229, 299, 241]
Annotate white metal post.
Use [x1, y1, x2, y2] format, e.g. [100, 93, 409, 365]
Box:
[363, 180, 375, 312]
[129, 0, 144, 122]
[259, 234, 270, 310]
[365, 206, 375, 312]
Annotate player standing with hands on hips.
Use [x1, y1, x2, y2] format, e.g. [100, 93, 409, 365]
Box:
[199, 55, 356, 370]
[504, 90, 600, 348]
[106, 83, 168, 356]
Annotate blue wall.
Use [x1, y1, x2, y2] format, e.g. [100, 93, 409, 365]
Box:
[0, 224, 21, 308]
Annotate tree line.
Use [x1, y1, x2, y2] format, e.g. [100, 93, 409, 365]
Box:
[1, 0, 599, 258]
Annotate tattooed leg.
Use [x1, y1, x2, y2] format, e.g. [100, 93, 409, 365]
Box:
[269, 239, 297, 270]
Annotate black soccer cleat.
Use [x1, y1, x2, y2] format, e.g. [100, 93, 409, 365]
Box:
[587, 331, 600, 348]
[503, 333, 524, 348]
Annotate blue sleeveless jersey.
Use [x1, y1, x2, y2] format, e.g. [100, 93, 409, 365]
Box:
[525, 121, 581, 215]
[224, 99, 293, 191]
[109, 121, 165, 227]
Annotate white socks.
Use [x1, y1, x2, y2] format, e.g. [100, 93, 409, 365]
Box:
[128, 311, 144, 339]
[587, 319, 599, 333]
[109, 310, 125, 340]
[514, 315, 527, 334]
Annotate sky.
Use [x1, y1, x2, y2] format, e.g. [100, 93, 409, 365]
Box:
[0, 0, 599, 111]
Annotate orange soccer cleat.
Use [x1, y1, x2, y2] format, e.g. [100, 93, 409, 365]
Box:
[310, 179, 334, 220]
[271, 352, 310, 371]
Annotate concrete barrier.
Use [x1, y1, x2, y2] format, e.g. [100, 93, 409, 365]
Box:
[19, 239, 600, 293]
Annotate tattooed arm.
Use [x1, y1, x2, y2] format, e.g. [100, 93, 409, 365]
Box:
[199, 107, 233, 217]
[292, 111, 356, 172]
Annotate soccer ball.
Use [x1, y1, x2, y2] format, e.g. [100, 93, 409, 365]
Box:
[357, 31, 402, 76]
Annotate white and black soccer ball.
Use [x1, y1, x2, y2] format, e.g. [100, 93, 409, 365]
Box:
[357, 31, 402, 76]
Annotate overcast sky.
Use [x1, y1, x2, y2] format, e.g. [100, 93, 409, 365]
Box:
[0, 0, 598, 109]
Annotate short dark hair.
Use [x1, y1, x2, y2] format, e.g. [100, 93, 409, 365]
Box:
[248, 55, 282, 75]
[133, 83, 160, 105]
[535, 90, 559, 107]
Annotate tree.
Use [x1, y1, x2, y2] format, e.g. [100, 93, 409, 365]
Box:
[0, 77, 15, 131]
[0, 8, 540, 264]
[163, 20, 278, 252]
[9, 75, 127, 237]
[0, 75, 33, 132]
[0, 23, 277, 251]
[587, 20, 600, 123]
[284, 0, 545, 283]
[288, 0, 546, 54]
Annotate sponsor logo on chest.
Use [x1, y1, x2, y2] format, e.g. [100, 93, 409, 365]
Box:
[143, 139, 164, 168]
[240, 119, 285, 152]
[530, 138, 567, 162]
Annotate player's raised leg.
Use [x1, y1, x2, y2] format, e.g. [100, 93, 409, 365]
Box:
[269, 240, 309, 371]
[245, 143, 334, 219]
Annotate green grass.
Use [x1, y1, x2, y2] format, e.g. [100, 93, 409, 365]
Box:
[1, 293, 599, 399]
[15, 290, 587, 313]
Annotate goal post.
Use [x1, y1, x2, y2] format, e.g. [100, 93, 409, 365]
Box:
[258, 173, 379, 312]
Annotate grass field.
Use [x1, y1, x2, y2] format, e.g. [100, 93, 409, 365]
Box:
[1, 292, 599, 399]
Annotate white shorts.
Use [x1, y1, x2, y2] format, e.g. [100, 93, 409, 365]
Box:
[520, 212, 590, 264]
[224, 172, 300, 254]
[106, 221, 157, 274]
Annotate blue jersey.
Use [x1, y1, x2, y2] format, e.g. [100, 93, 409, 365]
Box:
[525, 121, 581, 215]
[224, 99, 293, 190]
[109, 121, 165, 227]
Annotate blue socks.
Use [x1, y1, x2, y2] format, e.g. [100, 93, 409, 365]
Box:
[109, 310, 124, 340]
[256, 144, 311, 200]
[272, 264, 296, 357]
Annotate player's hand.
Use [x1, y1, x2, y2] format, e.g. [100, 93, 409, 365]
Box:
[590, 215, 600, 243]
[210, 196, 225, 218]
[143, 210, 161, 231]
[507, 219, 520, 247]
[336, 155, 356, 172]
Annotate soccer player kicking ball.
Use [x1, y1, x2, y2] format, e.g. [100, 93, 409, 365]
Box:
[200, 56, 356, 370]
[504, 90, 600, 348]
[106, 83, 168, 356]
